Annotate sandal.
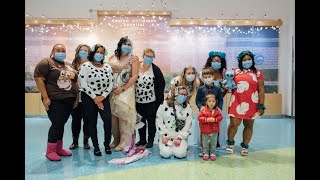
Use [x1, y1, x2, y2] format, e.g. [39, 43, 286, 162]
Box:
[114, 146, 124, 151]
[240, 148, 249, 156]
[240, 142, 249, 156]
[226, 140, 235, 154]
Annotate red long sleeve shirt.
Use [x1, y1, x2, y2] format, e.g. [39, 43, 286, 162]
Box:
[198, 106, 223, 134]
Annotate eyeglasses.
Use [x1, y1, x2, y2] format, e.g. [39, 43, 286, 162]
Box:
[144, 55, 154, 58]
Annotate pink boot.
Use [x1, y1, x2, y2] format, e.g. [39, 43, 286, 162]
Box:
[46, 142, 61, 161]
[56, 140, 72, 156]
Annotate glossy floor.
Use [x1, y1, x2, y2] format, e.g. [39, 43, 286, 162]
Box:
[25, 118, 295, 180]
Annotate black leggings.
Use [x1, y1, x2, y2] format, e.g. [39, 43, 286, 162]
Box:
[81, 92, 112, 148]
[136, 101, 158, 143]
[71, 102, 90, 140]
[46, 97, 75, 143]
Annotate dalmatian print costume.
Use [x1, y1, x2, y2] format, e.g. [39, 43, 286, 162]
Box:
[78, 62, 114, 99]
[156, 101, 193, 158]
[135, 66, 156, 103]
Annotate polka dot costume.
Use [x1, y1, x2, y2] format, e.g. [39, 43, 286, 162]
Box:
[228, 68, 264, 120]
[135, 66, 156, 103]
[78, 62, 114, 99]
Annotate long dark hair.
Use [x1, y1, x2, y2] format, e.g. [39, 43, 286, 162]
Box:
[114, 36, 131, 59]
[238, 52, 257, 72]
[204, 56, 226, 75]
[72, 44, 90, 70]
[89, 44, 106, 64]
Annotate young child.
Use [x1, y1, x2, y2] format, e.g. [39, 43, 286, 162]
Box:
[196, 67, 223, 157]
[198, 94, 223, 161]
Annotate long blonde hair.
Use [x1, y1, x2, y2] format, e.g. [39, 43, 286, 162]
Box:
[180, 66, 197, 95]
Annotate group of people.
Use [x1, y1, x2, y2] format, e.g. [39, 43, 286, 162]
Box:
[34, 36, 266, 162]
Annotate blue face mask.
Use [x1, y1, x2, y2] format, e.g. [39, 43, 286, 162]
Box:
[54, 52, 66, 62]
[143, 57, 153, 65]
[211, 61, 221, 70]
[121, 45, 132, 54]
[94, 53, 104, 62]
[177, 95, 187, 104]
[78, 50, 88, 60]
[242, 60, 253, 69]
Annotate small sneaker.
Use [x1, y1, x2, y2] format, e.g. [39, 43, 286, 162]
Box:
[203, 154, 209, 161]
[198, 152, 203, 157]
[210, 154, 217, 161]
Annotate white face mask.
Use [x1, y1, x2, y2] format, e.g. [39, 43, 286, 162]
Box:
[185, 74, 195, 82]
[203, 78, 212, 85]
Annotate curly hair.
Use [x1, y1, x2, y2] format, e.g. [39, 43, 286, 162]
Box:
[237, 50, 257, 72]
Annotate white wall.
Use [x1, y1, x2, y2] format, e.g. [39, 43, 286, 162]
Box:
[25, 0, 295, 116]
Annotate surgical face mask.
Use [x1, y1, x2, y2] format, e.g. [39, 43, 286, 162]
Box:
[54, 52, 66, 62]
[211, 61, 221, 70]
[185, 74, 195, 82]
[78, 50, 88, 60]
[143, 56, 153, 65]
[121, 45, 132, 54]
[203, 78, 213, 85]
[242, 60, 253, 69]
[177, 95, 187, 104]
[94, 53, 104, 62]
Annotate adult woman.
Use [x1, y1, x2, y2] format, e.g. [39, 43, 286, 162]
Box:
[156, 86, 193, 159]
[108, 37, 139, 151]
[135, 48, 165, 148]
[34, 44, 77, 161]
[79, 44, 114, 156]
[69, 44, 91, 150]
[227, 50, 266, 156]
[169, 66, 200, 104]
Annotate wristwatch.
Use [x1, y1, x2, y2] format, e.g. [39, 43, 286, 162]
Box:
[121, 87, 125, 92]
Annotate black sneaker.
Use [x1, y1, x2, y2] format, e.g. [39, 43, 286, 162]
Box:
[135, 141, 147, 146]
[94, 147, 102, 156]
[105, 144, 112, 154]
[145, 141, 153, 148]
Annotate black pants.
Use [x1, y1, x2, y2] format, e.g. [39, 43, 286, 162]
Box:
[81, 92, 112, 148]
[71, 102, 90, 140]
[46, 97, 75, 143]
[136, 101, 158, 143]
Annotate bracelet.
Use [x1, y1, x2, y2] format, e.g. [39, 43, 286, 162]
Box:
[257, 104, 266, 110]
